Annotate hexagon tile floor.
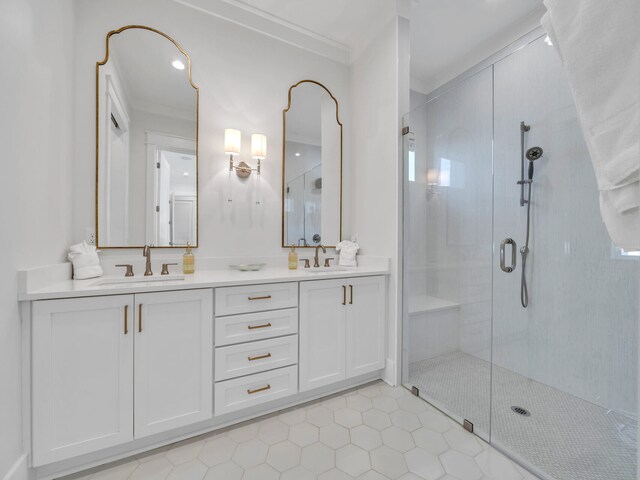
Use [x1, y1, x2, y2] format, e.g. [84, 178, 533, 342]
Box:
[59, 381, 540, 480]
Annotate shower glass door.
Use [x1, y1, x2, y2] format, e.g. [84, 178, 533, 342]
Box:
[490, 36, 638, 480]
[402, 33, 638, 480]
[402, 66, 494, 441]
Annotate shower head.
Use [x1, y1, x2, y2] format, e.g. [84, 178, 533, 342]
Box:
[526, 146, 543, 180]
[526, 146, 543, 161]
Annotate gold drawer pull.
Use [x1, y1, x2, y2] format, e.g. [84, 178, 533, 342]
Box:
[247, 384, 271, 395]
[124, 305, 129, 335]
[248, 295, 272, 301]
[248, 353, 272, 361]
[248, 323, 272, 330]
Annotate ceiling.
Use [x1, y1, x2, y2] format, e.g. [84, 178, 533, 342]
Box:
[231, 0, 397, 60]
[162, 151, 197, 190]
[410, 0, 545, 92]
[224, 0, 544, 93]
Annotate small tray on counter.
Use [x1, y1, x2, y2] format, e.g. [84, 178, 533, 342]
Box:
[228, 264, 267, 272]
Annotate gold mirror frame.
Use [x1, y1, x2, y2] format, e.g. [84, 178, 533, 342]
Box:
[281, 80, 343, 249]
[95, 25, 199, 249]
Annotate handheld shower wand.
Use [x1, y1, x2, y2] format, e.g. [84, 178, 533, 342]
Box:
[519, 142, 543, 308]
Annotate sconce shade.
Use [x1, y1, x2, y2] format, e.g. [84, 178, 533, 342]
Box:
[224, 129, 241, 155]
[427, 168, 440, 185]
[251, 134, 267, 160]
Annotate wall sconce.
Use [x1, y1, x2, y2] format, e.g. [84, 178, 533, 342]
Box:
[426, 168, 440, 199]
[225, 129, 267, 178]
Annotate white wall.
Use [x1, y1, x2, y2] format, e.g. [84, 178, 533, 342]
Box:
[0, 0, 76, 478]
[350, 16, 410, 384]
[72, 0, 350, 258]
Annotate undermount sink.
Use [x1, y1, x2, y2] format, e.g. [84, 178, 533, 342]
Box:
[304, 266, 351, 274]
[95, 274, 186, 287]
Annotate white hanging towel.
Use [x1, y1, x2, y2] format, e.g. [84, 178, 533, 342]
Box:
[542, 0, 640, 250]
[68, 241, 103, 280]
[335, 241, 360, 267]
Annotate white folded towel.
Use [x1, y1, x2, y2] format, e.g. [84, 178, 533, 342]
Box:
[68, 241, 103, 280]
[336, 241, 359, 267]
[542, 0, 640, 249]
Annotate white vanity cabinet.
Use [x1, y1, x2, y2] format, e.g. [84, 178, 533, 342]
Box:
[32, 295, 135, 466]
[31, 289, 213, 466]
[299, 276, 386, 392]
[134, 290, 213, 438]
[24, 268, 388, 475]
[214, 283, 300, 416]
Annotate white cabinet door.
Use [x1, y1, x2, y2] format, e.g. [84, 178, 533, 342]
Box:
[299, 279, 346, 392]
[32, 295, 134, 466]
[134, 289, 213, 438]
[345, 276, 386, 378]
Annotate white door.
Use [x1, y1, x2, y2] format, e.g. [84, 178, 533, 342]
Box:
[345, 276, 386, 378]
[134, 289, 213, 438]
[171, 194, 196, 246]
[299, 279, 346, 391]
[32, 295, 134, 466]
[157, 156, 171, 246]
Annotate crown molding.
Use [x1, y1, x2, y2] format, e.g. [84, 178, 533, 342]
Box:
[174, 0, 351, 64]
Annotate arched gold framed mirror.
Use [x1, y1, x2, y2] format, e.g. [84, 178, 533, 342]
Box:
[282, 80, 343, 249]
[96, 25, 199, 249]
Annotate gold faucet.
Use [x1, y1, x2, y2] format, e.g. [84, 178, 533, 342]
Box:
[143, 245, 153, 276]
[313, 245, 326, 268]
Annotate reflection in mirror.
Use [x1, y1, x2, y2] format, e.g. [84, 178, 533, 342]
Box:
[282, 81, 342, 248]
[96, 26, 198, 248]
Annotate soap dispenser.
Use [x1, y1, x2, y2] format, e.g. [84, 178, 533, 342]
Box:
[288, 245, 298, 270]
[183, 242, 195, 274]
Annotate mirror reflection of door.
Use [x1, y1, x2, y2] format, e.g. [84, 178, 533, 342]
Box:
[146, 137, 196, 247]
[283, 81, 342, 248]
[96, 26, 198, 248]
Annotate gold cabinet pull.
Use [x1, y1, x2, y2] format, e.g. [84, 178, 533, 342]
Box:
[124, 305, 129, 334]
[248, 323, 272, 330]
[247, 384, 271, 395]
[349, 285, 353, 305]
[248, 353, 272, 361]
[342, 285, 346, 305]
[248, 295, 272, 301]
[138, 304, 143, 332]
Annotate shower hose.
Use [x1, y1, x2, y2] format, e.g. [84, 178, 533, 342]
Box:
[520, 184, 532, 308]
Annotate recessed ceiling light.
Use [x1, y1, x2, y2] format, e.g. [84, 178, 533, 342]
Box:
[544, 35, 553, 46]
[183, 172, 189, 176]
[295, 153, 301, 157]
[172, 60, 185, 70]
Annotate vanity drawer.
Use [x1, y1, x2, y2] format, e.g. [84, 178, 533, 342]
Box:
[215, 283, 298, 316]
[214, 365, 298, 416]
[215, 309, 298, 346]
[215, 335, 298, 381]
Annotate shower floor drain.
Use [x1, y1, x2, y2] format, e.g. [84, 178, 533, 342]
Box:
[511, 406, 531, 417]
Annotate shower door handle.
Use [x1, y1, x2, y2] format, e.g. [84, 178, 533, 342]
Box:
[500, 238, 517, 273]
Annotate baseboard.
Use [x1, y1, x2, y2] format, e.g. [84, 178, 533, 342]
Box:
[2, 455, 29, 480]
[383, 357, 397, 386]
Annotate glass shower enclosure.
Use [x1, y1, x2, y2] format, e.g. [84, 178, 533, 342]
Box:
[402, 31, 638, 480]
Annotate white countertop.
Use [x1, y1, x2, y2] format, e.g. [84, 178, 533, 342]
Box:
[19, 264, 390, 301]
